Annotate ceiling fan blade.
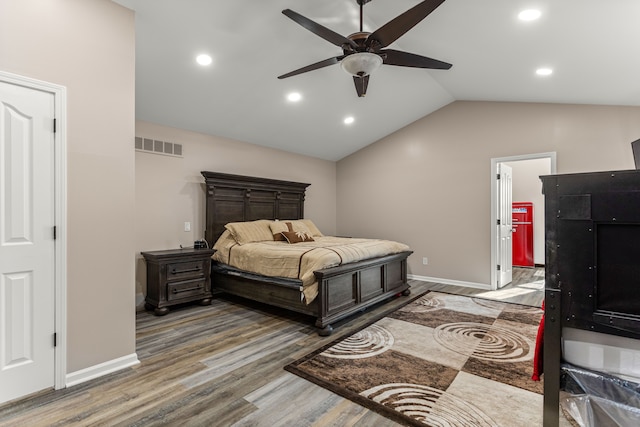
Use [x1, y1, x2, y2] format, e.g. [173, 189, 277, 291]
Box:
[278, 56, 342, 79]
[380, 49, 452, 69]
[367, 0, 446, 49]
[353, 75, 370, 97]
[282, 9, 358, 49]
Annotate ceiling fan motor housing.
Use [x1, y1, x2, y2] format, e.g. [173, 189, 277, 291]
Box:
[345, 32, 370, 50]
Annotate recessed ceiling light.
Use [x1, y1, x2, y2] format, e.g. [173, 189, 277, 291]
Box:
[196, 54, 212, 66]
[518, 9, 541, 21]
[287, 92, 302, 102]
[344, 116, 355, 125]
[536, 68, 553, 76]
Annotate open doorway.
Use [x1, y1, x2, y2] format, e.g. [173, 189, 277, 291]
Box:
[490, 153, 556, 291]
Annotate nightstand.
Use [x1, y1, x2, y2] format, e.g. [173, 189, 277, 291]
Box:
[141, 248, 215, 315]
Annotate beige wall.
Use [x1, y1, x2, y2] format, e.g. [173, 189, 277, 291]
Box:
[337, 101, 640, 286]
[135, 121, 336, 303]
[0, 0, 136, 372]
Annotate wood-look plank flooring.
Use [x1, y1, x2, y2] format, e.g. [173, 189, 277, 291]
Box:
[0, 274, 544, 427]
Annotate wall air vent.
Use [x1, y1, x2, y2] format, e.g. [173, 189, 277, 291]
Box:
[135, 136, 183, 158]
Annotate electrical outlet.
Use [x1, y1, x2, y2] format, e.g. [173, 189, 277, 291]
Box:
[422, 257, 428, 265]
[184, 222, 191, 232]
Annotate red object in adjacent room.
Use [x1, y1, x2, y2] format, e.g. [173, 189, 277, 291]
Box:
[512, 202, 534, 267]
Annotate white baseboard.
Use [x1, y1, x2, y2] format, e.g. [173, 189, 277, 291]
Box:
[65, 353, 140, 387]
[408, 274, 490, 290]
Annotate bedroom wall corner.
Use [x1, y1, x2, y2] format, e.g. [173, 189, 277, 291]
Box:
[134, 121, 337, 306]
[0, 0, 137, 374]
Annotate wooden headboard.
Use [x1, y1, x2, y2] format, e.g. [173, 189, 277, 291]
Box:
[201, 171, 310, 246]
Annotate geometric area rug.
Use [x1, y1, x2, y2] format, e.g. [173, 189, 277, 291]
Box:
[285, 291, 546, 426]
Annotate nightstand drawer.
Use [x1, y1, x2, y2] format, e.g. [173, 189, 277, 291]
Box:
[166, 260, 206, 281]
[167, 279, 206, 302]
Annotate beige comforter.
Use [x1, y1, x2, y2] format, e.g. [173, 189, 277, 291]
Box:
[212, 234, 411, 304]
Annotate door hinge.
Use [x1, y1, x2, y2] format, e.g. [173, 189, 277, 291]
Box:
[53, 118, 57, 133]
[497, 264, 501, 271]
[53, 226, 57, 240]
[497, 173, 501, 180]
[54, 333, 57, 347]
[497, 219, 501, 225]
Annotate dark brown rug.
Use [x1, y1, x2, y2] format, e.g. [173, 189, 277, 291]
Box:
[285, 291, 545, 426]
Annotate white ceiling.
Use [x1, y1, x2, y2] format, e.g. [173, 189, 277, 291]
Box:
[113, 0, 640, 161]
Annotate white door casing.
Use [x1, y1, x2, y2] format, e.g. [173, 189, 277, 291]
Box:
[496, 163, 513, 288]
[0, 76, 60, 403]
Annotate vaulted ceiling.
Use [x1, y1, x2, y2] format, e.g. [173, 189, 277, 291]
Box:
[113, 0, 640, 160]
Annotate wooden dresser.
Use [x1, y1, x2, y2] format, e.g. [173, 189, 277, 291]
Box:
[141, 248, 215, 315]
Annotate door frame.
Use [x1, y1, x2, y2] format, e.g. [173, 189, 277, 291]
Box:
[1, 70, 67, 390]
[490, 152, 556, 291]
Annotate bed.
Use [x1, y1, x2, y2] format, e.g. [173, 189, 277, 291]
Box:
[540, 169, 640, 427]
[202, 171, 413, 335]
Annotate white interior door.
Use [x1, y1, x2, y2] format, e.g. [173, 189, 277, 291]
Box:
[0, 80, 56, 403]
[497, 163, 513, 288]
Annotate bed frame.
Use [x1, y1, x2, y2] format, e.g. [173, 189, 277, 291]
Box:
[541, 169, 640, 427]
[202, 171, 412, 335]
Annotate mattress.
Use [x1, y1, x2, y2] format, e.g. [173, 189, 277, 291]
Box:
[213, 233, 410, 304]
[562, 327, 640, 383]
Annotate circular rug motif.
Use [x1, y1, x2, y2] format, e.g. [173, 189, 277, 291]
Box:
[399, 294, 445, 313]
[434, 322, 532, 362]
[361, 382, 497, 427]
[320, 324, 393, 359]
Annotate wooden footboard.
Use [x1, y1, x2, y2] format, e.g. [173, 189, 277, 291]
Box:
[313, 251, 411, 335]
[211, 251, 412, 335]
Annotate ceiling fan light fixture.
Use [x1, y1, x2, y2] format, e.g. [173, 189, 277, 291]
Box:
[341, 52, 383, 77]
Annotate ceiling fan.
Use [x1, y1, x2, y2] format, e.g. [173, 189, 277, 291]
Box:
[277, 0, 452, 97]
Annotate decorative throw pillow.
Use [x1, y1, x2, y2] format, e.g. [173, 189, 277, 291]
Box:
[270, 220, 313, 241]
[281, 231, 315, 244]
